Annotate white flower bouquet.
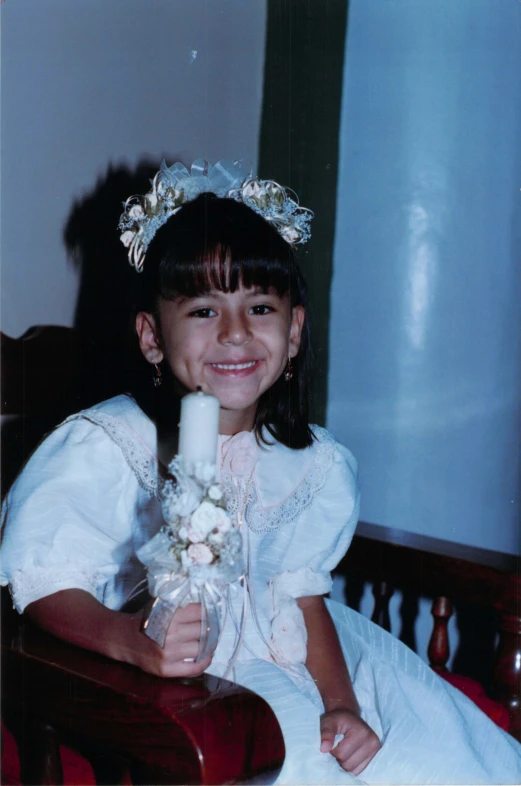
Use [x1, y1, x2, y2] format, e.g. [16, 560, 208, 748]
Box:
[137, 456, 243, 658]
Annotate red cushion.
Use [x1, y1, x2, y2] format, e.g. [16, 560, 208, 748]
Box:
[1, 724, 21, 786]
[438, 672, 511, 732]
[1, 721, 132, 786]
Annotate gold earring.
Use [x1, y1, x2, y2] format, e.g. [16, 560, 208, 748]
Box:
[284, 358, 294, 382]
[153, 363, 162, 387]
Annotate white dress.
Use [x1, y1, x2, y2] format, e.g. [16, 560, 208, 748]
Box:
[1, 394, 520, 785]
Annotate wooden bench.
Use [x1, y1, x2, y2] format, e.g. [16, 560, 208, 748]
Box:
[336, 521, 520, 741]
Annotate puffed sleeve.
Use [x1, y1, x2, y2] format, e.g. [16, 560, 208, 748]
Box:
[271, 436, 360, 600]
[0, 417, 139, 613]
[267, 434, 360, 665]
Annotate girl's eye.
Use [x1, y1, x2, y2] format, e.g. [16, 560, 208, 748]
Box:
[188, 308, 216, 318]
[249, 304, 275, 316]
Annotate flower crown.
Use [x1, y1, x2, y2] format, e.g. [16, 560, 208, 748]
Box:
[118, 158, 313, 272]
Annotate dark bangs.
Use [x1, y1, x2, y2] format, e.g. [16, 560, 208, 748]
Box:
[134, 192, 314, 450]
[147, 193, 301, 306]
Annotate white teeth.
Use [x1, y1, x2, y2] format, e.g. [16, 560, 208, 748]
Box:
[212, 361, 257, 370]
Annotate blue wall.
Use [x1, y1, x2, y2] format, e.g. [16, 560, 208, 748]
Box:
[327, 0, 521, 554]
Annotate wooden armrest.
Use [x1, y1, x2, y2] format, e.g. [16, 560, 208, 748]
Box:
[1, 610, 285, 785]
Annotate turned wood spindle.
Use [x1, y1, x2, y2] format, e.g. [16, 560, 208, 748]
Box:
[428, 596, 453, 672]
[18, 718, 64, 786]
[371, 581, 394, 632]
[491, 611, 521, 742]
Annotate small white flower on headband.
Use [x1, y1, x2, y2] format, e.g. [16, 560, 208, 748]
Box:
[118, 158, 313, 272]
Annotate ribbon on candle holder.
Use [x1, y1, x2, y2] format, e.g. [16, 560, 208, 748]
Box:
[137, 455, 243, 657]
[142, 573, 223, 660]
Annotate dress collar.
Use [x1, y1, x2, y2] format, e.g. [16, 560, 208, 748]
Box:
[218, 429, 316, 508]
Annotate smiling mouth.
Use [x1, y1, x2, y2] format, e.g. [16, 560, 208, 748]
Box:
[211, 361, 258, 370]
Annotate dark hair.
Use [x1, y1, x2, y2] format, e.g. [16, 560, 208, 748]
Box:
[131, 193, 313, 450]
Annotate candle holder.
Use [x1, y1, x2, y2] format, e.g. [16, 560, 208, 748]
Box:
[137, 456, 243, 659]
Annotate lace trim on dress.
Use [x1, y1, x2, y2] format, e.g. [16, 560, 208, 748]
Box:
[60, 416, 336, 532]
[63, 410, 165, 498]
[220, 427, 337, 533]
[9, 565, 109, 614]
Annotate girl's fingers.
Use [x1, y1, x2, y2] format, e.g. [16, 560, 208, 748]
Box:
[142, 604, 216, 677]
[172, 640, 201, 659]
[320, 737, 335, 753]
[161, 656, 211, 679]
[166, 620, 204, 643]
[154, 644, 213, 677]
[333, 738, 380, 774]
[174, 602, 203, 623]
[319, 717, 340, 752]
[177, 655, 213, 677]
[337, 746, 369, 772]
[351, 755, 374, 776]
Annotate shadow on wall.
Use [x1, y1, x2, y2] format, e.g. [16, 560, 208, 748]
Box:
[63, 159, 162, 409]
[2, 162, 165, 496]
[2, 160, 190, 496]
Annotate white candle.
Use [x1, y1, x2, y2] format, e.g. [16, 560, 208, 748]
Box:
[178, 388, 220, 465]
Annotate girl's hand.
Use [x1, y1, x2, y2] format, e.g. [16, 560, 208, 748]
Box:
[26, 590, 212, 679]
[125, 602, 213, 678]
[320, 709, 381, 776]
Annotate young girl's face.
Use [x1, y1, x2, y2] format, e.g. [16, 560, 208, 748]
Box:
[137, 285, 305, 433]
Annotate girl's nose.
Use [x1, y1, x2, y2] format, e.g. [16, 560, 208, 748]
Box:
[219, 312, 252, 345]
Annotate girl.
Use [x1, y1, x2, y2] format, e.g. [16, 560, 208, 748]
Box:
[1, 160, 520, 785]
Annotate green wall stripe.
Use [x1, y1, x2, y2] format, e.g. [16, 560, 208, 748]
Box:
[259, 0, 349, 424]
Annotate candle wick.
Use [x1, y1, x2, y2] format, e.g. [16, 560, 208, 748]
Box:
[196, 385, 203, 392]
